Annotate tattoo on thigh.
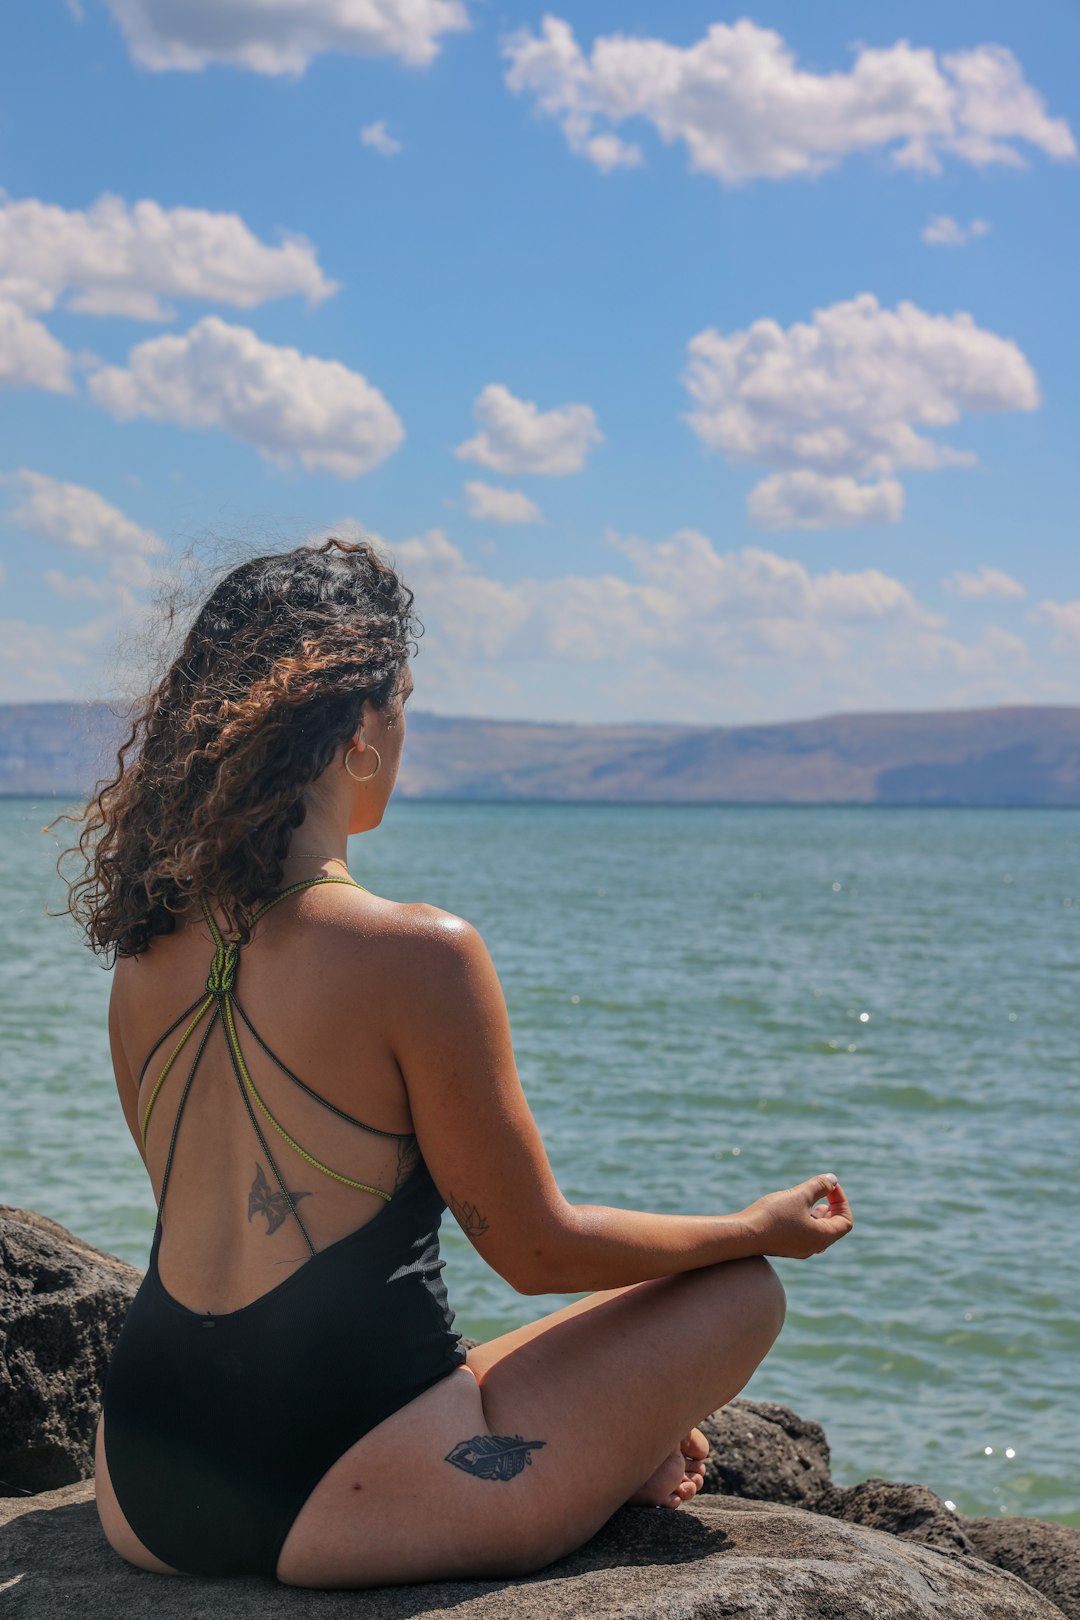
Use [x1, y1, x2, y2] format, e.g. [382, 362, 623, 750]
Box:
[247, 1161, 311, 1235]
[445, 1435, 546, 1481]
[447, 1191, 490, 1237]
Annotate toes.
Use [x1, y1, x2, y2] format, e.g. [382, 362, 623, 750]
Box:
[680, 1426, 710, 1462]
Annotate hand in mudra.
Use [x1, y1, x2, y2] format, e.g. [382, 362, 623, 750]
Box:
[742, 1174, 853, 1259]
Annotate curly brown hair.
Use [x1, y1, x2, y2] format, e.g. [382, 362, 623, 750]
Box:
[53, 536, 418, 961]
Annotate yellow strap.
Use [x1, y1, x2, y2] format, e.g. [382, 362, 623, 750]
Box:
[140, 994, 214, 1145]
[222, 995, 392, 1199]
[145, 875, 390, 1199]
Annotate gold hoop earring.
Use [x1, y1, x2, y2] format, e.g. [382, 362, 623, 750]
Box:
[344, 744, 381, 783]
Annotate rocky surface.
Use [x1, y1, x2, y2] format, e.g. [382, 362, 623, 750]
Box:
[2, 1211, 1076, 1616]
[698, 1398, 832, 1507]
[0, 1207, 141, 1494]
[0, 1480, 1065, 1619]
[821, 1477, 975, 1554]
[963, 1517, 1080, 1620]
[694, 1402, 1078, 1617]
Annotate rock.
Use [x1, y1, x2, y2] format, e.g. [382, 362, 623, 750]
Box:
[698, 1398, 833, 1506]
[821, 1477, 976, 1555]
[962, 1515, 1080, 1620]
[0, 1207, 141, 1495]
[0, 1481, 1063, 1618]
[694, 1411, 1075, 1619]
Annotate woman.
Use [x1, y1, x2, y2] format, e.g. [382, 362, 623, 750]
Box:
[64, 536, 852, 1588]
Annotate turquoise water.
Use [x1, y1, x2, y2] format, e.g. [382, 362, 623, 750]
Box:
[2, 798, 1077, 1525]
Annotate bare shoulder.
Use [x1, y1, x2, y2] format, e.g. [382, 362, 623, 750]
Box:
[340, 890, 489, 992]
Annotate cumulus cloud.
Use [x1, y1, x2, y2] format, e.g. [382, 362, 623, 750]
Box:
[923, 214, 991, 245]
[455, 383, 604, 475]
[0, 614, 115, 701]
[1030, 599, 1080, 653]
[88, 315, 405, 478]
[372, 523, 1047, 718]
[390, 524, 987, 679]
[0, 298, 73, 393]
[0, 475, 163, 695]
[104, 0, 470, 74]
[681, 292, 1040, 529]
[5, 468, 166, 560]
[747, 470, 905, 530]
[502, 17, 1077, 183]
[3, 469, 168, 606]
[361, 120, 402, 156]
[463, 481, 543, 523]
[944, 566, 1025, 599]
[0, 193, 336, 323]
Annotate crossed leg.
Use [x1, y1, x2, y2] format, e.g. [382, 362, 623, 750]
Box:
[465, 1283, 710, 1508]
[277, 1254, 786, 1587]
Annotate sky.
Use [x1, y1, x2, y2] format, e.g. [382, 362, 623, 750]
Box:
[0, 0, 1077, 724]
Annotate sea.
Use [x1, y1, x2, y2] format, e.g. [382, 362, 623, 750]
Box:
[2, 796, 1076, 1525]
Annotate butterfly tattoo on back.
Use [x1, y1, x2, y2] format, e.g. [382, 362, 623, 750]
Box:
[248, 1161, 311, 1235]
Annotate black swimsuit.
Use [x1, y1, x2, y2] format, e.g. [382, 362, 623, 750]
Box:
[101, 875, 467, 1579]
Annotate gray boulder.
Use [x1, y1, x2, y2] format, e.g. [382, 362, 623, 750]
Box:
[698, 1398, 832, 1506]
[821, 1477, 976, 1555]
[0, 1480, 1064, 1619]
[962, 1516, 1080, 1620]
[693, 1405, 1077, 1618]
[0, 1207, 141, 1494]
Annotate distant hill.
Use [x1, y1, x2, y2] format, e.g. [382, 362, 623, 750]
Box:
[3, 701, 1079, 806]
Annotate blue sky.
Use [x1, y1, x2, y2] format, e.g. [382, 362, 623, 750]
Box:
[1, 0, 1077, 722]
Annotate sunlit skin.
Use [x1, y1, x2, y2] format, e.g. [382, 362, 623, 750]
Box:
[94, 654, 853, 1587]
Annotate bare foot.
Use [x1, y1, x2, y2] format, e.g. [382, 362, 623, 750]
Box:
[628, 1427, 710, 1508]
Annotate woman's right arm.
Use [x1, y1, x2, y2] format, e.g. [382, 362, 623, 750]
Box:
[387, 910, 853, 1296]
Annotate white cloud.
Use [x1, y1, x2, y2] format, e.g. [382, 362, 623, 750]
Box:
[4, 467, 166, 588]
[0, 297, 73, 393]
[937, 43, 1076, 169]
[923, 213, 992, 246]
[944, 566, 1026, 600]
[375, 523, 1049, 719]
[0, 193, 336, 323]
[1030, 599, 1080, 653]
[608, 527, 940, 630]
[104, 0, 470, 74]
[88, 315, 405, 479]
[361, 120, 402, 156]
[747, 470, 905, 530]
[455, 383, 603, 475]
[463, 481, 543, 523]
[0, 612, 124, 701]
[681, 292, 1039, 529]
[502, 18, 1076, 183]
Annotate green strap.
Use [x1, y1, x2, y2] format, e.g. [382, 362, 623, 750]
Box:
[144, 873, 397, 1208]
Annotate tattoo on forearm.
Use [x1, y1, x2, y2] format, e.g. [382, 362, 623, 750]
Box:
[393, 1133, 421, 1192]
[247, 1161, 311, 1235]
[445, 1435, 546, 1481]
[447, 1191, 490, 1237]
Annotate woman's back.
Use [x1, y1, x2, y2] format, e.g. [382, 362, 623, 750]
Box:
[112, 874, 429, 1314]
[103, 871, 470, 1578]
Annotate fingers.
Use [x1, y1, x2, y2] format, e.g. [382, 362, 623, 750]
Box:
[806, 1174, 853, 1242]
[802, 1171, 838, 1202]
